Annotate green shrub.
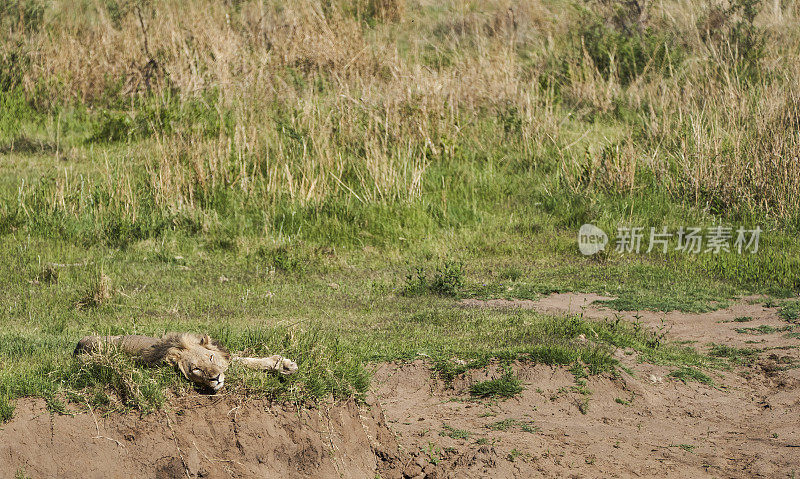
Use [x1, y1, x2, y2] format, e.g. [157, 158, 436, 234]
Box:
[430, 261, 464, 296]
[779, 300, 800, 323]
[575, 3, 685, 85]
[697, 0, 766, 82]
[402, 261, 464, 297]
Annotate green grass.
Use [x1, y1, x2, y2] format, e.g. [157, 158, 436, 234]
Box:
[735, 325, 795, 335]
[708, 344, 758, 365]
[668, 367, 714, 386]
[779, 300, 800, 323]
[0, 219, 760, 420]
[469, 372, 524, 399]
[0, 229, 734, 419]
[2, 0, 800, 422]
[439, 424, 471, 440]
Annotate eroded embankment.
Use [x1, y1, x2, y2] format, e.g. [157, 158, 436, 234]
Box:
[0, 396, 403, 479]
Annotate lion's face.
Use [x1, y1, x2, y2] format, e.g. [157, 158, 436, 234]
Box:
[179, 347, 230, 391]
[165, 335, 231, 391]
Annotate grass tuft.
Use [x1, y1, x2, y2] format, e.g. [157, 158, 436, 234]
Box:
[76, 274, 114, 310]
[779, 300, 800, 323]
[440, 423, 470, 440]
[668, 367, 714, 386]
[469, 371, 524, 399]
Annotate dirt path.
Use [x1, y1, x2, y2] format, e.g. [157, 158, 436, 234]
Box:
[461, 293, 798, 350]
[1, 294, 799, 478]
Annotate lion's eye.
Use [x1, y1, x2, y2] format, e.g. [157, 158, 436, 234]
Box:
[192, 367, 202, 374]
[209, 354, 214, 361]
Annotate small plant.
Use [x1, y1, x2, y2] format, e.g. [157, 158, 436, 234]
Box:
[708, 344, 757, 363]
[576, 397, 590, 415]
[499, 266, 523, 281]
[76, 273, 114, 310]
[440, 423, 471, 440]
[14, 468, 31, 479]
[423, 442, 442, 465]
[485, 418, 538, 433]
[36, 264, 59, 284]
[670, 443, 696, 453]
[486, 418, 518, 431]
[779, 300, 800, 323]
[430, 261, 464, 296]
[647, 317, 672, 349]
[668, 367, 713, 386]
[575, 1, 685, 86]
[697, 0, 766, 80]
[520, 422, 541, 434]
[257, 245, 305, 275]
[401, 266, 428, 296]
[469, 371, 524, 399]
[735, 325, 793, 335]
[433, 357, 490, 383]
[0, 394, 14, 422]
[402, 260, 464, 297]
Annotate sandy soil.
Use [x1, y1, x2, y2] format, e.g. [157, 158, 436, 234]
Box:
[0, 396, 404, 479]
[1, 294, 799, 478]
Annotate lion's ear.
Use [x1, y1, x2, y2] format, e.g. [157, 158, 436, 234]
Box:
[200, 334, 212, 347]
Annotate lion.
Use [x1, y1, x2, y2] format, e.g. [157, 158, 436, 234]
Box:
[74, 333, 298, 391]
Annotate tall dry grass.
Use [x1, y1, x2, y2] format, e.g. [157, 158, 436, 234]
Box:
[4, 0, 800, 228]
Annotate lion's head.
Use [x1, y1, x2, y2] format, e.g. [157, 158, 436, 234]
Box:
[144, 333, 232, 391]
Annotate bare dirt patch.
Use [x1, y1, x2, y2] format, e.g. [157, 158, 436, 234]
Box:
[0, 397, 404, 479]
[373, 356, 800, 478]
[461, 293, 800, 349]
[460, 293, 616, 315]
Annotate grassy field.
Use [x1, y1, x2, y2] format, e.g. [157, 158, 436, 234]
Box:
[1, 0, 800, 420]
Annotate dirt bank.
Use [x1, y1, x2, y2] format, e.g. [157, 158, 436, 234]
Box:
[0, 396, 402, 479]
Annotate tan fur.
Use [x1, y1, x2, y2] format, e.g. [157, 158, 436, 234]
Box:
[75, 333, 296, 392]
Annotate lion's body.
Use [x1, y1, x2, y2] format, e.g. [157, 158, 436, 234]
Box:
[75, 333, 298, 391]
[76, 333, 232, 391]
[75, 335, 161, 360]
